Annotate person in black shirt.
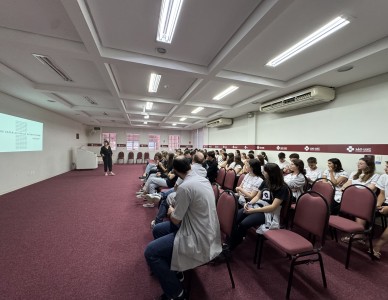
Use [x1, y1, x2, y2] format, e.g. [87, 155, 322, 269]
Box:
[100, 140, 115, 176]
[205, 151, 218, 184]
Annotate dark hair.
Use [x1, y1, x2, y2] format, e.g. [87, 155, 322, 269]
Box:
[248, 150, 254, 154]
[221, 148, 226, 152]
[221, 152, 227, 161]
[215, 150, 219, 155]
[328, 158, 344, 172]
[207, 150, 215, 159]
[234, 155, 244, 168]
[307, 157, 317, 164]
[104, 140, 109, 145]
[249, 159, 264, 178]
[184, 150, 191, 156]
[226, 153, 235, 166]
[173, 156, 191, 174]
[261, 152, 268, 162]
[247, 153, 254, 159]
[257, 154, 265, 166]
[167, 152, 175, 169]
[292, 159, 305, 175]
[193, 152, 205, 164]
[289, 153, 299, 159]
[263, 163, 285, 191]
[353, 157, 375, 182]
[235, 150, 241, 156]
[278, 152, 286, 159]
[154, 152, 162, 160]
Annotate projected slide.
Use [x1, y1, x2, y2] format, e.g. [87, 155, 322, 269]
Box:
[0, 113, 43, 152]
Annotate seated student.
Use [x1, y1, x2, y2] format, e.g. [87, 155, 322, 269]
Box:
[322, 158, 348, 214]
[305, 157, 323, 184]
[144, 157, 222, 300]
[233, 155, 244, 175]
[242, 153, 255, 173]
[204, 151, 218, 183]
[340, 157, 380, 243]
[217, 148, 226, 165]
[372, 161, 388, 259]
[260, 151, 269, 163]
[225, 153, 235, 170]
[218, 152, 228, 169]
[283, 153, 299, 174]
[139, 152, 163, 179]
[275, 152, 290, 173]
[257, 154, 266, 173]
[284, 159, 306, 201]
[235, 159, 264, 206]
[241, 152, 248, 163]
[230, 163, 289, 249]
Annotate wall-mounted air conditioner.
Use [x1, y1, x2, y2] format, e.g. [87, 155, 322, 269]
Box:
[206, 118, 233, 128]
[259, 86, 335, 113]
[89, 126, 101, 135]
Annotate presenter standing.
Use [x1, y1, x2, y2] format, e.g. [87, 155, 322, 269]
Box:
[100, 140, 115, 176]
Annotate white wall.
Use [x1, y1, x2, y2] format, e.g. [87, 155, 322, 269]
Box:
[0, 92, 87, 195]
[205, 73, 388, 174]
[86, 126, 192, 161]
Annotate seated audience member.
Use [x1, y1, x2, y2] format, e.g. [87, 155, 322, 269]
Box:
[283, 153, 300, 174]
[204, 151, 218, 183]
[372, 161, 388, 259]
[184, 150, 192, 164]
[275, 152, 290, 173]
[140, 152, 164, 179]
[305, 157, 323, 184]
[235, 159, 264, 206]
[261, 151, 269, 163]
[233, 155, 244, 175]
[217, 148, 226, 165]
[257, 154, 266, 173]
[242, 153, 255, 173]
[340, 157, 380, 243]
[218, 152, 227, 169]
[241, 152, 247, 163]
[284, 159, 306, 201]
[225, 153, 235, 170]
[235, 149, 241, 157]
[322, 158, 348, 214]
[144, 156, 222, 300]
[230, 163, 289, 249]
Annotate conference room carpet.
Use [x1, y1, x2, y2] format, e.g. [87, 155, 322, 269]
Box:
[0, 164, 386, 299]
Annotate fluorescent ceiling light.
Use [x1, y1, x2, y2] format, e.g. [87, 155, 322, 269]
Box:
[157, 0, 184, 44]
[266, 16, 350, 67]
[148, 74, 161, 93]
[179, 117, 187, 121]
[191, 107, 204, 114]
[144, 121, 148, 125]
[144, 115, 149, 119]
[172, 123, 177, 126]
[213, 86, 239, 100]
[146, 102, 153, 110]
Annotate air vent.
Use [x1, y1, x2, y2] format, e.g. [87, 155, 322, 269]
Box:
[206, 118, 233, 128]
[32, 54, 73, 82]
[84, 96, 98, 105]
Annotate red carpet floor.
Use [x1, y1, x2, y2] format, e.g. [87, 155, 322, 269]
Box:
[0, 164, 386, 299]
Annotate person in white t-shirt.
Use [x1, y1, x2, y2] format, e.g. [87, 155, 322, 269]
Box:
[339, 157, 379, 244]
[322, 158, 348, 214]
[284, 159, 306, 201]
[373, 161, 388, 259]
[275, 152, 290, 172]
[235, 159, 264, 205]
[305, 157, 322, 185]
[225, 153, 236, 170]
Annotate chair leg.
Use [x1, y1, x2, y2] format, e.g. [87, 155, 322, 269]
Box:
[345, 235, 353, 269]
[286, 257, 296, 299]
[225, 256, 235, 289]
[317, 252, 327, 288]
[257, 235, 264, 269]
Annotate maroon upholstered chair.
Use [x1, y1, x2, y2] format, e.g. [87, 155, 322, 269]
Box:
[328, 184, 377, 269]
[311, 178, 335, 209]
[127, 151, 134, 164]
[215, 190, 238, 288]
[215, 167, 226, 187]
[143, 152, 150, 163]
[212, 183, 220, 204]
[257, 191, 329, 299]
[222, 169, 236, 191]
[135, 152, 143, 164]
[117, 151, 125, 164]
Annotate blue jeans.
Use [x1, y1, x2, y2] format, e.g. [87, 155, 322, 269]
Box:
[155, 189, 176, 224]
[144, 221, 182, 298]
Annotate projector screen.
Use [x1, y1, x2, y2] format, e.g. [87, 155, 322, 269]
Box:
[0, 113, 43, 152]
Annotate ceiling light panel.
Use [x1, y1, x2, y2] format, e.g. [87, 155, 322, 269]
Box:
[266, 16, 350, 67]
[32, 54, 73, 82]
[146, 102, 153, 110]
[213, 86, 239, 100]
[148, 73, 161, 93]
[179, 117, 187, 121]
[157, 0, 184, 44]
[191, 107, 204, 114]
[144, 115, 150, 119]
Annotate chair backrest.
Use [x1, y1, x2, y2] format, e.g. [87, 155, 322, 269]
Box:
[302, 174, 310, 192]
[136, 152, 142, 159]
[311, 178, 335, 208]
[212, 183, 220, 204]
[215, 168, 226, 187]
[340, 184, 377, 222]
[128, 151, 134, 159]
[223, 169, 237, 190]
[293, 191, 329, 244]
[217, 190, 238, 239]
[236, 173, 246, 190]
[118, 151, 124, 159]
[144, 152, 150, 160]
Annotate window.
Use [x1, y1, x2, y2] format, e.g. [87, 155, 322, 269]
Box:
[148, 134, 160, 151]
[102, 133, 117, 150]
[169, 135, 180, 151]
[126, 134, 140, 150]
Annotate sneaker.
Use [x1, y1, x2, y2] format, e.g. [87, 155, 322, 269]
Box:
[150, 220, 155, 229]
[143, 203, 155, 208]
[135, 190, 144, 195]
[176, 271, 184, 283]
[136, 194, 146, 199]
[145, 193, 161, 203]
[139, 176, 146, 179]
[109, 172, 115, 176]
[105, 173, 108, 176]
